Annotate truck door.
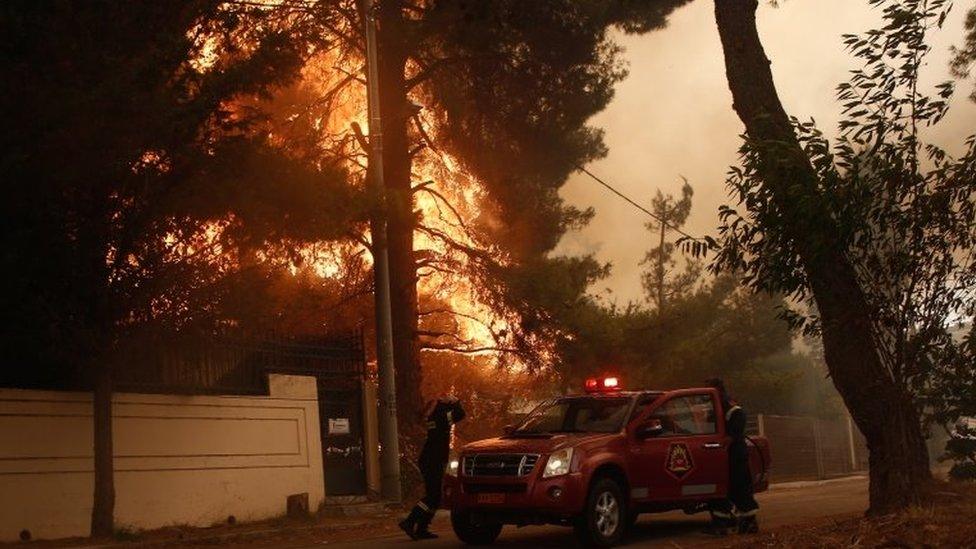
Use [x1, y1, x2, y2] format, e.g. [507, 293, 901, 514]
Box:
[628, 391, 728, 502]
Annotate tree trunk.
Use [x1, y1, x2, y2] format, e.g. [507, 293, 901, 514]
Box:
[712, 0, 930, 513]
[376, 2, 423, 442]
[90, 363, 114, 537]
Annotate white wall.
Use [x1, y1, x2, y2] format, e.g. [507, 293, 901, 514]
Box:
[0, 374, 324, 541]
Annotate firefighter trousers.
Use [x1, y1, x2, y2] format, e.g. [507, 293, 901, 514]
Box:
[405, 461, 444, 531]
[712, 450, 758, 525]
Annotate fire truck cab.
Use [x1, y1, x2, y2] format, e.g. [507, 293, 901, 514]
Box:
[442, 378, 771, 547]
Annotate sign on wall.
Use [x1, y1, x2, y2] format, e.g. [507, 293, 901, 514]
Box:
[328, 418, 350, 435]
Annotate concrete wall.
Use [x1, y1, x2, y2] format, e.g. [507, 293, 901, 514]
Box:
[0, 374, 324, 541]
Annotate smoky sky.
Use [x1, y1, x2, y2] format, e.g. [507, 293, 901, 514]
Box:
[555, 0, 976, 305]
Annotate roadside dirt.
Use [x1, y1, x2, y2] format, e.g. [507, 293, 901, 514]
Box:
[716, 481, 976, 549]
[15, 477, 972, 548]
[2, 511, 407, 549]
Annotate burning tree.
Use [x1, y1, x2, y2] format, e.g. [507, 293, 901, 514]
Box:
[2, 0, 704, 531]
[0, 0, 363, 535]
[226, 0, 697, 444]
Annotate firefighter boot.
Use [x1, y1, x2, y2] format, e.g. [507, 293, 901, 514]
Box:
[415, 512, 439, 540]
[702, 512, 735, 537]
[397, 518, 417, 541]
[737, 515, 759, 534]
[399, 506, 425, 541]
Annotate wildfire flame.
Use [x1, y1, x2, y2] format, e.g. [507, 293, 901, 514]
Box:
[302, 45, 516, 361]
[161, 3, 557, 377]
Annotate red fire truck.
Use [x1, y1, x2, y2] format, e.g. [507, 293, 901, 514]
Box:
[442, 378, 771, 546]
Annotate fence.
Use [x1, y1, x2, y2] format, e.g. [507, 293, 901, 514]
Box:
[113, 331, 365, 395]
[747, 414, 868, 482]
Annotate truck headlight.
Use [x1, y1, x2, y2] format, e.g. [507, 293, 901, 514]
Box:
[543, 448, 574, 478]
[447, 459, 460, 477]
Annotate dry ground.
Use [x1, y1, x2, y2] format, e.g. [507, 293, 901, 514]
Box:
[718, 481, 976, 549]
[9, 478, 974, 548]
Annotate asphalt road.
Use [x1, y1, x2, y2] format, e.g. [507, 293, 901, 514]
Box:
[319, 476, 868, 548]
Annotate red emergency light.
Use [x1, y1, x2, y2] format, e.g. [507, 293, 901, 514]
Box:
[585, 376, 621, 392]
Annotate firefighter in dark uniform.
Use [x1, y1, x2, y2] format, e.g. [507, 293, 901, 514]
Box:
[399, 395, 466, 540]
[705, 378, 759, 535]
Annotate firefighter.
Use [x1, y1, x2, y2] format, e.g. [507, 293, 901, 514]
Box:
[399, 395, 466, 540]
[704, 378, 760, 536]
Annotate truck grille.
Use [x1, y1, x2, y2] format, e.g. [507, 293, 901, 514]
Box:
[463, 482, 528, 494]
[462, 454, 539, 477]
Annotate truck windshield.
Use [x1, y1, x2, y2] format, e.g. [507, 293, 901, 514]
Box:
[514, 396, 632, 434]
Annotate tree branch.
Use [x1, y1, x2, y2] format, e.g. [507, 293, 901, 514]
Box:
[420, 342, 520, 354]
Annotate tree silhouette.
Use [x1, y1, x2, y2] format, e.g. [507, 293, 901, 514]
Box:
[640, 180, 699, 311]
[951, 4, 976, 101]
[0, 1, 360, 534]
[709, 0, 975, 512]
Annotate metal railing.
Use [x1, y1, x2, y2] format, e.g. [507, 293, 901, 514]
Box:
[113, 330, 366, 395]
[750, 413, 867, 482]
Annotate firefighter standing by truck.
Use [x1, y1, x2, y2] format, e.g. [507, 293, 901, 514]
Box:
[399, 395, 466, 540]
[705, 378, 760, 536]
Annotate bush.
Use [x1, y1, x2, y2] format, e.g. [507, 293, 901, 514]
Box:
[944, 423, 976, 481]
[949, 461, 976, 481]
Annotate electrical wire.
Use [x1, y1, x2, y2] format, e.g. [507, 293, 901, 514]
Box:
[574, 164, 704, 242]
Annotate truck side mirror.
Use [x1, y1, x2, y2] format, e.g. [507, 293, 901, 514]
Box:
[502, 424, 515, 436]
[636, 418, 664, 439]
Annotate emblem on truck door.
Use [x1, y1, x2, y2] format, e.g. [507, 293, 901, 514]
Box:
[665, 442, 695, 479]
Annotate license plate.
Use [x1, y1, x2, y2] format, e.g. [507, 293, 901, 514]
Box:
[477, 493, 505, 504]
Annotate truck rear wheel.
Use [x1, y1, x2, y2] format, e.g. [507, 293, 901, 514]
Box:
[450, 510, 502, 545]
[574, 477, 627, 547]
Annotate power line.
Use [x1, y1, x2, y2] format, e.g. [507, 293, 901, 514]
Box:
[573, 164, 704, 242]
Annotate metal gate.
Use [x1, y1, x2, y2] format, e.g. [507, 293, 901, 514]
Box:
[319, 376, 367, 495]
[259, 332, 369, 497]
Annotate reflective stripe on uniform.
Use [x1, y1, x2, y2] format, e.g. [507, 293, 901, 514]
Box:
[737, 508, 758, 517]
[725, 405, 742, 422]
[417, 501, 431, 513]
[712, 511, 733, 519]
[426, 421, 436, 430]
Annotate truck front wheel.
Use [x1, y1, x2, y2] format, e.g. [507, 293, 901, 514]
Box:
[450, 510, 502, 545]
[574, 477, 627, 547]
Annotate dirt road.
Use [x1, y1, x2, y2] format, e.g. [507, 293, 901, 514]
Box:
[319, 476, 868, 548]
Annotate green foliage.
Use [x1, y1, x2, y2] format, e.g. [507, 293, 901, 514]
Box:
[546, 273, 840, 417]
[950, 461, 976, 480]
[641, 180, 701, 310]
[705, 0, 976, 425]
[945, 423, 976, 481]
[951, 4, 976, 101]
[112, 527, 142, 542]
[422, 0, 693, 258]
[414, 0, 691, 266]
[928, 327, 976, 426]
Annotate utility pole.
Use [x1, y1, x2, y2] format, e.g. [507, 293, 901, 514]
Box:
[358, 0, 401, 502]
[656, 203, 666, 312]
